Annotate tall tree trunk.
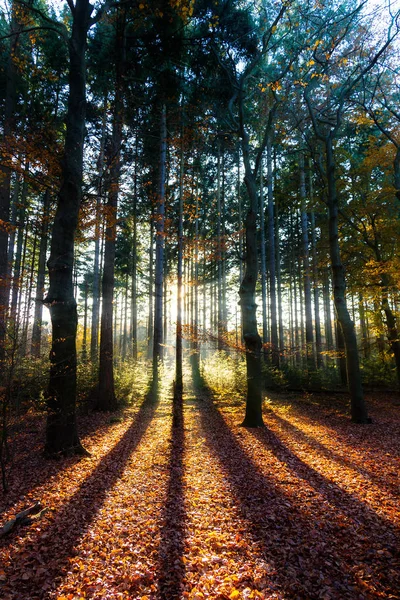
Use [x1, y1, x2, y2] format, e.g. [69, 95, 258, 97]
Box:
[275, 194, 284, 360]
[175, 120, 184, 395]
[44, 0, 94, 455]
[131, 132, 139, 361]
[300, 153, 315, 370]
[81, 279, 89, 362]
[0, 2, 19, 365]
[310, 209, 323, 368]
[358, 294, 369, 359]
[21, 227, 37, 356]
[97, 12, 126, 411]
[217, 144, 224, 349]
[267, 135, 279, 367]
[152, 104, 167, 380]
[259, 156, 268, 351]
[31, 190, 51, 357]
[381, 273, 400, 387]
[90, 98, 107, 363]
[239, 125, 264, 427]
[325, 135, 368, 422]
[10, 175, 27, 328]
[191, 172, 200, 381]
[147, 216, 154, 358]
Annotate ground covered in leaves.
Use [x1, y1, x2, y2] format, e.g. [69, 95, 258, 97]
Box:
[1, 368, 399, 600]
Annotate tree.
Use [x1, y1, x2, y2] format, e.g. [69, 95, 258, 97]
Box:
[43, 0, 110, 455]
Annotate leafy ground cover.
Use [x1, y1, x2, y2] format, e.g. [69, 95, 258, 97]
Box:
[0, 367, 399, 599]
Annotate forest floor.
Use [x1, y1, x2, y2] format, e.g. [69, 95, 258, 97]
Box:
[0, 366, 399, 600]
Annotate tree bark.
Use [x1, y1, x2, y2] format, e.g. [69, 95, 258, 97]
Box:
[90, 98, 107, 363]
[325, 135, 368, 423]
[44, 0, 94, 455]
[175, 119, 184, 395]
[152, 104, 167, 379]
[299, 153, 315, 370]
[266, 135, 279, 367]
[0, 1, 20, 365]
[31, 190, 50, 357]
[97, 11, 126, 411]
[239, 128, 264, 427]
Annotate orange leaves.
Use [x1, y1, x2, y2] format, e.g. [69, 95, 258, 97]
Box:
[1, 365, 400, 599]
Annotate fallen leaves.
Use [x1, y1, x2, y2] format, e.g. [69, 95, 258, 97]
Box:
[0, 376, 399, 599]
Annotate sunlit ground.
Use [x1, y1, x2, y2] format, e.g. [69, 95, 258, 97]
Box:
[0, 358, 399, 599]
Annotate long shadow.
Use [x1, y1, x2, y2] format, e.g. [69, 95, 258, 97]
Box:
[194, 381, 400, 599]
[267, 411, 400, 498]
[272, 391, 400, 459]
[0, 408, 134, 514]
[156, 385, 186, 599]
[1, 385, 160, 600]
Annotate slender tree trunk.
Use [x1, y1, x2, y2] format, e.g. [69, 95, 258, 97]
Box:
[310, 209, 323, 368]
[325, 135, 368, 422]
[81, 279, 89, 362]
[239, 126, 264, 427]
[131, 131, 139, 360]
[31, 191, 51, 357]
[381, 273, 400, 387]
[275, 195, 284, 360]
[44, 0, 94, 455]
[216, 145, 224, 350]
[175, 120, 184, 395]
[147, 216, 154, 358]
[97, 12, 126, 411]
[21, 228, 37, 356]
[267, 135, 279, 367]
[259, 156, 268, 351]
[0, 2, 19, 364]
[358, 294, 369, 359]
[10, 176, 27, 328]
[153, 104, 167, 380]
[90, 98, 107, 363]
[6, 175, 20, 284]
[191, 173, 200, 380]
[300, 153, 315, 370]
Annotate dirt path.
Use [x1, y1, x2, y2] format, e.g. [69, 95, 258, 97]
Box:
[0, 375, 399, 599]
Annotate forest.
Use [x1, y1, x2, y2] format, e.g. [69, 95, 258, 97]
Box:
[0, 0, 400, 598]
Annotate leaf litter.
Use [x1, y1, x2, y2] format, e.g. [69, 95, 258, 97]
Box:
[0, 376, 399, 599]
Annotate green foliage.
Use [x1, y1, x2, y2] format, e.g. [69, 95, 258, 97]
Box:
[202, 351, 246, 403]
[360, 355, 397, 389]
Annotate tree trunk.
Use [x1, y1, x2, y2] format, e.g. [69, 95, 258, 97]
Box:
[381, 274, 400, 387]
[0, 2, 20, 365]
[217, 144, 224, 349]
[299, 153, 315, 370]
[44, 0, 94, 455]
[152, 104, 167, 379]
[310, 209, 323, 368]
[31, 190, 50, 357]
[90, 98, 107, 363]
[175, 121, 184, 395]
[239, 129, 264, 427]
[147, 216, 154, 358]
[81, 279, 89, 362]
[325, 134, 368, 423]
[131, 130, 139, 360]
[97, 12, 126, 411]
[267, 135, 279, 367]
[259, 156, 268, 351]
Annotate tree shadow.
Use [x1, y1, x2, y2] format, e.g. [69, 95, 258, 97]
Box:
[1, 387, 159, 599]
[270, 391, 400, 460]
[193, 381, 400, 599]
[0, 409, 137, 516]
[266, 411, 400, 498]
[156, 382, 186, 598]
